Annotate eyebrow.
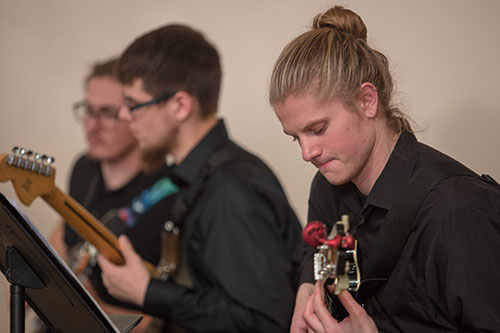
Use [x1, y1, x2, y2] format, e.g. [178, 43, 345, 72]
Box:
[85, 101, 121, 110]
[122, 95, 139, 104]
[283, 118, 326, 136]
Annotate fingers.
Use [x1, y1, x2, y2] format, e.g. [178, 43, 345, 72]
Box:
[338, 290, 364, 317]
[313, 282, 340, 327]
[97, 254, 114, 289]
[337, 291, 378, 332]
[96, 237, 151, 306]
[96, 253, 112, 272]
[290, 283, 315, 333]
[118, 234, 132, 253]
[304, 288, 325, 332]
[303, 281, 343, 333]
[118, 235, 139, 262]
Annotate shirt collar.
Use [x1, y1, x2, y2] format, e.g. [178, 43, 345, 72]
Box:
[171, 118, 230, 186]
[363, 131, 419, 211]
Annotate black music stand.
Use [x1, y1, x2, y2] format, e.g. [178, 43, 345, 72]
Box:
[0, 192, 142, 333]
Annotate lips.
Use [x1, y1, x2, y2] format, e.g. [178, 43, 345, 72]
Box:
[87, 135, 102, 145]
[314, 159, 332, 169]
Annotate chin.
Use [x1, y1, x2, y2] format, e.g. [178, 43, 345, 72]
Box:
[86, 151, 105, 162]
[137, 139, 153, 150]
[321, 171, 350, 186]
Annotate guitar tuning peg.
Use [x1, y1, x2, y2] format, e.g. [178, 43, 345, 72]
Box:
[44, 156, 55, 176]
[37, 154, 48, 174]
[7, 147, 19, 165]
[24, 151, 33, 169]
[31, 153, 41, 172]
[16, 148, 27, 168]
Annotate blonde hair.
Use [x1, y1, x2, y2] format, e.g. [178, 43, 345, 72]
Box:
[269, 6, 411, 134]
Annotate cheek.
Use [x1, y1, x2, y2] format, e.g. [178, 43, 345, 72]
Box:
[108, 127, 135, 147]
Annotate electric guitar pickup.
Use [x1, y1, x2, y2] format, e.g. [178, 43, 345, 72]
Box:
[302, 215, 361, 295]
[0, 147, 158, 276]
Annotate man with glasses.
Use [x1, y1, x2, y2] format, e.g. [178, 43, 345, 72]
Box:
[48, 58, 177, 332]
[97, 24, 302, 332]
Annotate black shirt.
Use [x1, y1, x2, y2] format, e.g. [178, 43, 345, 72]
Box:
[64, 155, 177, 307]
[302, 131, 500, 332]
[143, 119, 303, 332]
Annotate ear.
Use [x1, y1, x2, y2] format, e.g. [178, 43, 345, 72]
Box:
[359, 82, 379, 119]
[171, 91, 196, 122]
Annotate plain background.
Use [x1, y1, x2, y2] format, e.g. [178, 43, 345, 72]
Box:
[1, 1, 499, 330]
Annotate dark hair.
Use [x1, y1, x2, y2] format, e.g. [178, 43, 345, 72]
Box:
[84, 58, 119, 86]
[117, 24, 222, 117]
[270, 6, 412, 134]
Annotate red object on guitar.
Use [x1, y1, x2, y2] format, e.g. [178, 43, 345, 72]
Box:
[302, 220, 355, 249]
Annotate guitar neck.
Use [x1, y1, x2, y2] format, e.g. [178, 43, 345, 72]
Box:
[42, 187, 157, 275]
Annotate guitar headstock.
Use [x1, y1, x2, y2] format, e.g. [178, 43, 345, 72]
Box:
[0, 146, 56, 205]
[303, 215, 360, 295]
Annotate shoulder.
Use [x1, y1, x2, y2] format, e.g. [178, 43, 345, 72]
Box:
[198, 146, 296, 221]
[208, 144, 284, 194]
[410, 141, 500, 220]
[68, 154, 100, 199]
[416, 174, 500, 240]
[427, 175, 499, 215]
[70, 154, 98, 178]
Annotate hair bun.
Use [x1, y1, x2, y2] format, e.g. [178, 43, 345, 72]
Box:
[312, 6, 367, 41]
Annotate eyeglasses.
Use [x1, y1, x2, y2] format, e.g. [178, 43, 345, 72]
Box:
[72, 101, 121, 126]
[123, 91, 178, 113]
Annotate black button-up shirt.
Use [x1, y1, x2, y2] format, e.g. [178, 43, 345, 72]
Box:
[143, 119, 302, 332]
[302, 131, 500, 332]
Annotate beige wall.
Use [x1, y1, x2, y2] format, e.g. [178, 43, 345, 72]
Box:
[1, 1, 499, 331]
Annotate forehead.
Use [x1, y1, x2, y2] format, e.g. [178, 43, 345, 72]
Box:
[275, 94, 326, 121]
[123, 78, 153, 100]
[86, 76, 122, 104]
[275, 94, 351, 133]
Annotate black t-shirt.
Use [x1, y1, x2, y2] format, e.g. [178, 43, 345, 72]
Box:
[303, 131, 500, 331]
[64, 155, 177, 307]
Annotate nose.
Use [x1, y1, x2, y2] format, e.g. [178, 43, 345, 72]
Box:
[119, 104, 132, 122]
[84, 113, 100, 131]
[300, 137, 321, 162]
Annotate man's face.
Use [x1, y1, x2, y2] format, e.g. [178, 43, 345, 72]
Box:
[83, 76, 137, 162]
[119, 78, 177, 154]
[274, 94, 375, 186]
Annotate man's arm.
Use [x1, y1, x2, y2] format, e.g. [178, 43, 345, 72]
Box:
[100, 180, 299, 331]
[436, 206, 500, 331]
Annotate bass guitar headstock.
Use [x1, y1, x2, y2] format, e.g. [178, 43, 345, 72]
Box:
[302, 215, 360, 295]
[0, 146, 56, 205]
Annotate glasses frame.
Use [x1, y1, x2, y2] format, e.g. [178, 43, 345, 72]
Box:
[126, 91, 178, 113]
[72, 100, 121, 123]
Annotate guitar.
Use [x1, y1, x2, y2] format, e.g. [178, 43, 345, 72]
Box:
[0, 147, 159, 276]
[302, 215, 360, 295]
